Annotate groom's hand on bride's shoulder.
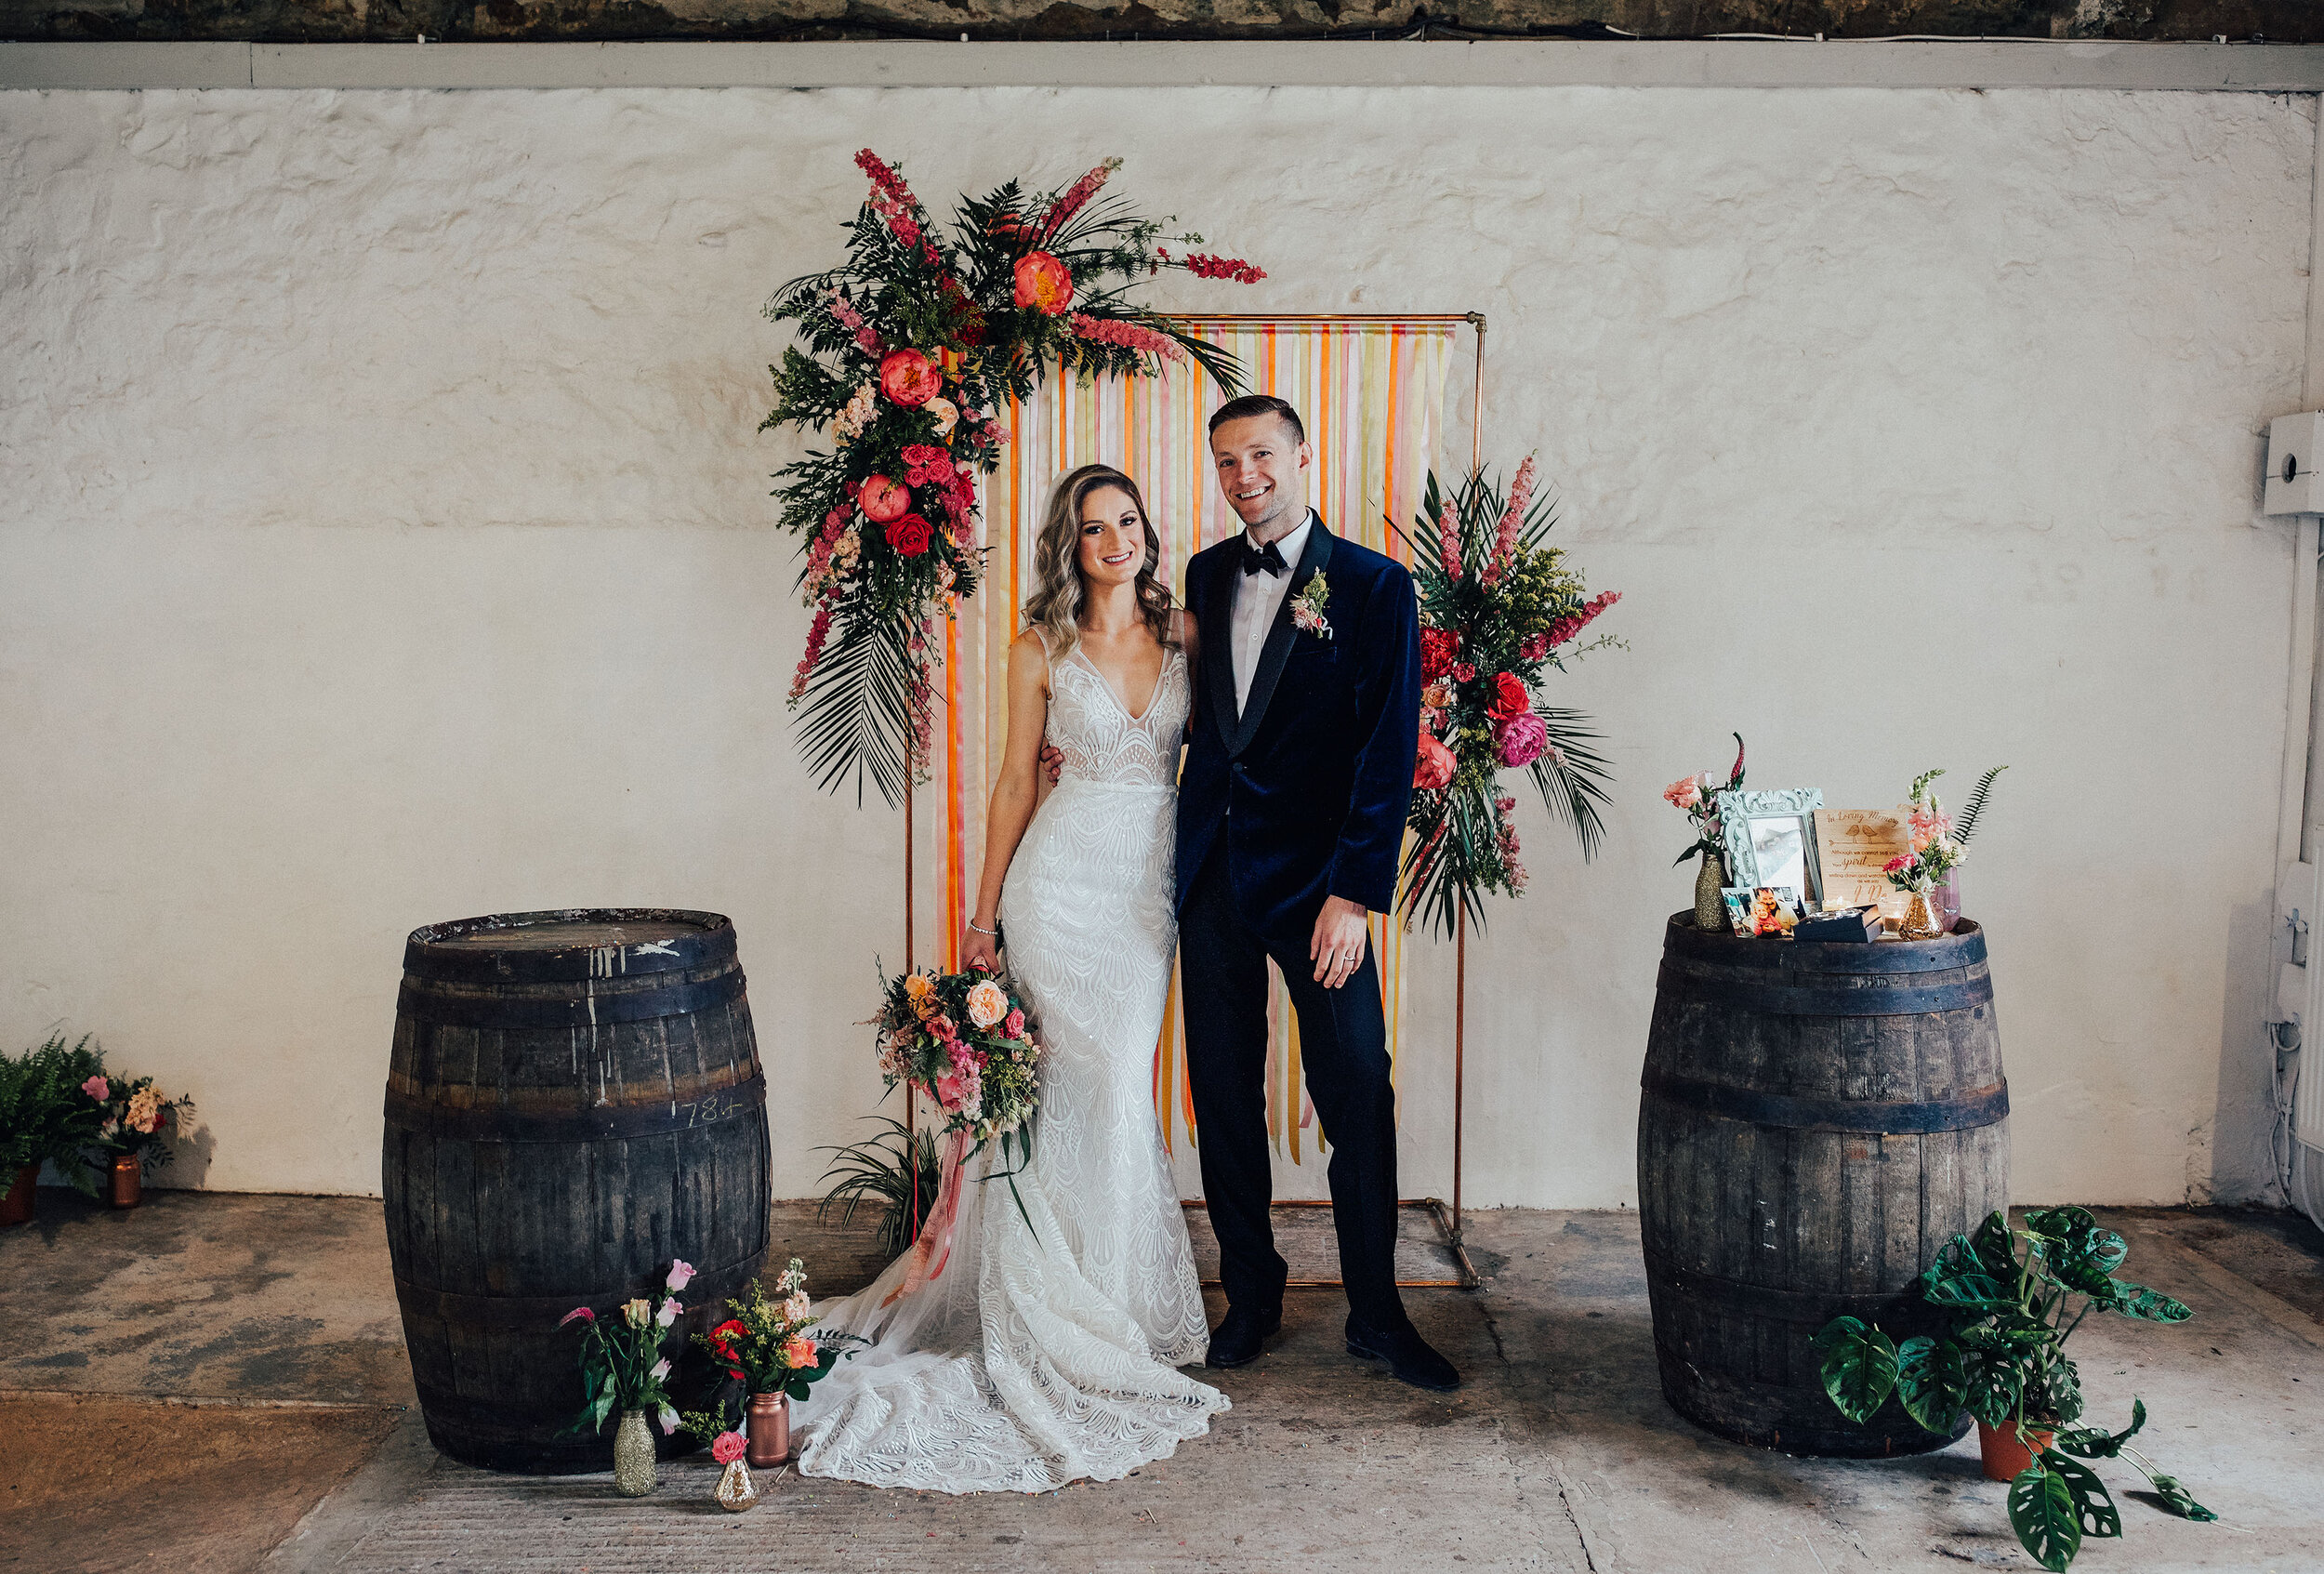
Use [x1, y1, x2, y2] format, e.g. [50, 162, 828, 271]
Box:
[1310, 896, 1371, 989]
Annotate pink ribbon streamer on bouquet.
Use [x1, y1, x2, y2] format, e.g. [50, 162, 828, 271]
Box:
[880, 1127, 970, 1308]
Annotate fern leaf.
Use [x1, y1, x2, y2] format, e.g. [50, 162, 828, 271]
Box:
[1954, 765, 2009, 847]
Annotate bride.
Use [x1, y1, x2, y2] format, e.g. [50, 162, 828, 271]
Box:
[794, 462, 1229, 1493]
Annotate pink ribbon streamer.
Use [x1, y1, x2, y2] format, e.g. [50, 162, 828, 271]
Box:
[880, 1127, 970, 1308]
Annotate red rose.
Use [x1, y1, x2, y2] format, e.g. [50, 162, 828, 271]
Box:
[1013, 251, 1074, 315]
[1413, 731, 1457, 791]
[879, 349, 942, 407]
[1489, 671, 1528, 720]
[858, 473, 909, 522]
[886, 513, 934, 556]
[1419, 628, 1460, 681]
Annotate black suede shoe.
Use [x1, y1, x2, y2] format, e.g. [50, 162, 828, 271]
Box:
[1345, 1316, 1461, 1392]
[1204, 1303, 1283, 1369]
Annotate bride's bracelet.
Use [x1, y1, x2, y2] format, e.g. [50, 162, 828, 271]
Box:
[966, 918, 999, 937]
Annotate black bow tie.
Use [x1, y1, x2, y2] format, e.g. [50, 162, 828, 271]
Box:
[1240, 538, 1287, 577]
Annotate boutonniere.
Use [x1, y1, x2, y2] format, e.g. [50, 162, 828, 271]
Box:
[1288, 570, 1333, 641]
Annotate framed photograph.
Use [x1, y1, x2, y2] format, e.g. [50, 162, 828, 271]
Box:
[1717, 788, 1824, 908]
[1720, 887, 1754, 937]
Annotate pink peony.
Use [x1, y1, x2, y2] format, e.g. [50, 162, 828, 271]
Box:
[81, 1075, 108, 1102]
[1414, 731, 1457, 791]
[878, 349, 942, 408]
[1013, 251, 1075, 315]
[712, 1431, 748, 1465]
[1494, 712, 1548, 768]
[666, 1260, 695, 1292]
[1663, 775, 1702, 811]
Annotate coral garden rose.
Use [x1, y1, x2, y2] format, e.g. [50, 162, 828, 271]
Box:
[1489, 671, 1528, 720]
[1663, 774, 1702, 811]
[903, 972, 933, 1000]
[1494, 712, 1549, 769]
[711, 1432, 748, 1465]
[1413, 731, 1457, 791]
[1002, 1008, 1026, 1039]
[782, 1336, 818, 1370]
[886, 514, 935, 556]
[878, 348, 942, 407]
[1013, 251, 1075, 315]
[966, 978, 1009, 1029]
[858, 473, 910, 523]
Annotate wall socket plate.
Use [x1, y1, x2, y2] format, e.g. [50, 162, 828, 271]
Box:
[2265, 413, 2324, 516]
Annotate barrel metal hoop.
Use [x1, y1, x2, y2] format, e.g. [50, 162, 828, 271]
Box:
[1640, 1068, 2009, 1134]
[384, 1073, 766, 1142]
[1653, 962, 1991, 1017]
[1644, 1253, 1929, 1324]
[393, 1250, 767, 1329]
[396, 968, 746, 1029]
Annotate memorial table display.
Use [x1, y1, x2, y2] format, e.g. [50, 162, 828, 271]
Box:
[1637, 915, 2008, 1457]
[383, 908, 770, 1472]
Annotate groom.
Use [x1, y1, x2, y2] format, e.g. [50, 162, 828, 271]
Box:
[1176, 394, 1458, 1393]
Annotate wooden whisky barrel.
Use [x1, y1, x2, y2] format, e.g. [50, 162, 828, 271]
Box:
[383, 909, 770, 1473]
[1637, 914, 2008, 1457]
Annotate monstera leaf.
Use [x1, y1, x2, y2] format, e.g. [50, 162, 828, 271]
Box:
[1893, 1335, 1969, 1434]
[2008, 1463, 2083, 1573]
[1810, 1316, 1897, 1423]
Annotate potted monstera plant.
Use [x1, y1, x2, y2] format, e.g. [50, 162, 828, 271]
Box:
[1812, 1208, 2215, 1572]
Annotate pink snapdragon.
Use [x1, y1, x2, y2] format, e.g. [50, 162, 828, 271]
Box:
[1543, 589, 1621, 649]
[827, 288, 883, 359]
[1068, 312, 1185, 362]
[1481, 456, 1536, 589]
[1037, 157, 1122, 242]
[790, 597, 837, 704]
[1435, 499, 1462, 582]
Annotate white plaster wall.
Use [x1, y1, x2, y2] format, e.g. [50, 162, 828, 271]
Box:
[0, 84, 2310, 1206]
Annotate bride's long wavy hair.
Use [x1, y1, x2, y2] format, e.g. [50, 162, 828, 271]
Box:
[1023, 464, 1177, 660]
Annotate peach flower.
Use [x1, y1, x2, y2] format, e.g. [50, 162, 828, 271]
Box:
[1663, 774, 1702, 811]
[965, 979, 1009, 1029]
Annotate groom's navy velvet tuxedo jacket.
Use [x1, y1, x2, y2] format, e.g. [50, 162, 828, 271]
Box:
[1175, 517, 1423, 952]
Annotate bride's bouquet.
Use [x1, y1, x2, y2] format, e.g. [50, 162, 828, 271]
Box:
[866, 963, 1042, 1300]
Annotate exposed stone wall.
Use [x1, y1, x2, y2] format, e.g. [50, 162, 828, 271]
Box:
[3, 0, 2316, 43]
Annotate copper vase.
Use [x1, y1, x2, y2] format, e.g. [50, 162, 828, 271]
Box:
[746, 1392, 790, 1469]
[110, 1155, 142, 1209]
[0, 1166, 34, 1227]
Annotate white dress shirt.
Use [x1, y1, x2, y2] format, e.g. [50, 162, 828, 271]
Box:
[1229, 511, 1315, 718]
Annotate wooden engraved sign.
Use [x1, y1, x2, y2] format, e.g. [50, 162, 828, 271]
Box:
[1814, 809, 1911, 911]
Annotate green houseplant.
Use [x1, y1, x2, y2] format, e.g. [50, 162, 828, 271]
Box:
[0, 1034, 113, 1223]
[1812, 1208, 2215, 1571]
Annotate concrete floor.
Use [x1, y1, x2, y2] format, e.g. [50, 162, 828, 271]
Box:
[3, 1190, 2321, 1574]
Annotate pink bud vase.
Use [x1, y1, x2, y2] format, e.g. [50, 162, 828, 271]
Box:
[1936, 869, 1961, 933]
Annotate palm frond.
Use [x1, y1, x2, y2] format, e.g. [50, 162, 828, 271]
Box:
[1954, 765, 2010, 847]
[815, 1117, 942, 1263]
[793, 603, 927, 808]
[1530, 707, 1615, 861]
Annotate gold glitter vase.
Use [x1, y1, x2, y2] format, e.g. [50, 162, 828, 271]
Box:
[714, 1460, 760, 1513]
[1899, 888, 1945, 940]
[1694, 852, 1729, 932]
[612, 1409, 657, 1497]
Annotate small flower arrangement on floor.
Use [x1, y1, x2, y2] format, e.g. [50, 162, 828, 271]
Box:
[561, 1260, 694, 1443]
[93, 1073, 193, 1175]
[698, 1259, 855, 1404]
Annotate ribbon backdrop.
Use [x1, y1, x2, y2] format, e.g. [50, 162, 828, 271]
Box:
[928, 320, 1459, 1193]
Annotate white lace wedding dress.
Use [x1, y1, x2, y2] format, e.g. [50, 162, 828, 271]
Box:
[794, 638, 1228, 1494]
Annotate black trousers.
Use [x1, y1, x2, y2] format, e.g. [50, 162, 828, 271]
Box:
[1179, 846, 1408, 1332]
